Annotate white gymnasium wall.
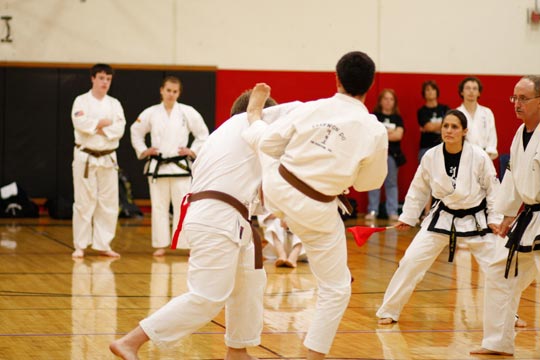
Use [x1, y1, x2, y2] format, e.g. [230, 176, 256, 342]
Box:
[1, 0, 539, 74]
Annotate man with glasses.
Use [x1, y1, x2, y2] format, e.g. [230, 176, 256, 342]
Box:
[471, 75, 540, 356]
[457, 76, 498, 159]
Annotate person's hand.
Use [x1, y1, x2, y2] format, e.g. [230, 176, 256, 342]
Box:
[142, 147, 159, 158]
[97, 118, 112, 129]
[496, 216, 516, 238]
[178, 147, 195, 158]
[488, 223, 500, 234]
[394, 221, 411, 231]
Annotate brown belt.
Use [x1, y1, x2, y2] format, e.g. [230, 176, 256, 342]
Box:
[278, 164, 353, 214]
[75, 144, 116, 178]
[171, 190, 263, 269]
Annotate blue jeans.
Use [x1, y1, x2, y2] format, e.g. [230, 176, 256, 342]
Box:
[367, 156, 399, 216]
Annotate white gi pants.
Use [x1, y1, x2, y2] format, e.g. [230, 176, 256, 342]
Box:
[72, 161, 119, 251]
[262, 161, 351, 355]
[148, 177, 191, 249]
[481, 240, 540, 354]
[139, 229, 267, 348]
[376, 227, 496, 321]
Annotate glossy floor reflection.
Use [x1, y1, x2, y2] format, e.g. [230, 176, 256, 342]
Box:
[0, 216, 539, 359]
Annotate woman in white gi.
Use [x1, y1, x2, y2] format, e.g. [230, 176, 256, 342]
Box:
[257, 211, 306, 268]
[456, 76, 498, 160]
[377, 109, 501, 324]
[131, 76, 209, 256]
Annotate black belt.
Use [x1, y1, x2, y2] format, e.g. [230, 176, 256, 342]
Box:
[504, 203, 540, 278]
[147, 154, 191, 182]
[432, 198, 487, 262]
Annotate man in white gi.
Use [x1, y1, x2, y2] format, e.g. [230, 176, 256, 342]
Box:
[130, 76, 209, 255]
[471, 75, 540, 356]
[243, 51, 389, 359]
[71, 63, 126, 258]
[110, 89, 294, 360]
[457, 76, 498, 160]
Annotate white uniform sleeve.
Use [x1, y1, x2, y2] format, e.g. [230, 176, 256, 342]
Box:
[399, 159, 432, 226]
[495, 167, 522, 217]
[485, 108, 498, 160]
[72, 95, 98, 135]
[352, 130, 388, 192]
[479, 151, 503, 224]
[258, 114, 296, 159]
[101, 99, 126, 141]
[184, 106, 210, 156]
[130, 108, 152, 159]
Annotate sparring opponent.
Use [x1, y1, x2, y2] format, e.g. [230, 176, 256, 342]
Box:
[110, 89, 297, 360]
[71, 63, 126, 258]
[376, 109, 502, 324]
[471, 75, 540, 356]
[456, 76, 498, 160]
[130, 76, 209, 255]
[243, 51, 388, 359]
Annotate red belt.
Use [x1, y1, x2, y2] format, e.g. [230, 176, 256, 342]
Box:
[170, 190, 263, 269]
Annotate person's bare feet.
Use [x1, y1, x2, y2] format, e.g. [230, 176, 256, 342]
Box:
[110, 326, 148, 359]
[110, 339, 140, 360]
[99, 250, 121, 258]
[246, 83, 271, 123]
[153, 248, 166, 257]
[515, 315, 527, 327]
[72, 249, 84, 258]
[469, 348, 513, 356]
[307, 349, 326, 360]
[284, 260, 297, 268]
[378, 317, 396, 325]
[225, 347, 258, 360]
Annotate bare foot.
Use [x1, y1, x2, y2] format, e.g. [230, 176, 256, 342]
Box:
[99, 250, 121, 258]
[515, 316, 527, 327]
[307, 348, 326, 360]
[153, 248, 166, 257]
[72, 249, 84, 258]
[469, 348, 513, 356]
[225, 347, 258, 360]
[275, 258, 288, 267]
[110, 326, 148, 359]
[246, 83, 271, 123]
[110, 339, 140, 360]
[284, 260, 297, 268]
[378, 317, 396, 325]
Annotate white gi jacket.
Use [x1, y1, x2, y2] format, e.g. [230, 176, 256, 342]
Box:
[457, 103, 498, 159]
[130, 102, 209, 177]
[72, 91, 126, 167]
[496, 124, 540, 251]
[400, 141, 502, 235]
[244, 93, 388, 196]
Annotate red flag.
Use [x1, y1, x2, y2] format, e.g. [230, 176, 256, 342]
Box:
[347, 226, 388, 247]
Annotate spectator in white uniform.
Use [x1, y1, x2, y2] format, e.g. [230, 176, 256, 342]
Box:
[71, 63, 126, 259]
[130, 76, 209, 256]
[456, 76, 498, 160]
[471, 75, 540, 356]
[110, 88, 294, 360]
[243, 51, 388, 360]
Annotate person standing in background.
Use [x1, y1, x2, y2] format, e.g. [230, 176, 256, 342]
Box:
[366, 89, 404, 221]
[71, 63, 126, 258]
[457, 76, 498, 160]
[130, 76, 209, 256]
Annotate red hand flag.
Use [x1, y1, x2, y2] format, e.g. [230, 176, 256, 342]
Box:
[347, 226, 388, 247]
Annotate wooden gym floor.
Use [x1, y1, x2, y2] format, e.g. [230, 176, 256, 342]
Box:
[0, 215, 539, 360]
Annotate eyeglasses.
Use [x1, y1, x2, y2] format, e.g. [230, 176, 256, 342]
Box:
[509, 95, 540, 104]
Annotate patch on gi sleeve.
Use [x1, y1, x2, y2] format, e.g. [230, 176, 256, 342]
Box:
[74, 110, 84, 117]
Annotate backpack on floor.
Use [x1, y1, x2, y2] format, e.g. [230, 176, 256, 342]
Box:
[0, 182, 39, 218]
[118, 169, 143, 218]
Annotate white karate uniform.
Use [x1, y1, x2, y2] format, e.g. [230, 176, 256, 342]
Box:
[257, 212, 306, 261]
[376, 142, 502, 321]
[243, 93, 388, 354]
[457, 103, 498, 159]
[71, 91, 125, 251]
[138, 103, 296, 349]
[130, 102, 209, 249]
[480, 124, 540, 354]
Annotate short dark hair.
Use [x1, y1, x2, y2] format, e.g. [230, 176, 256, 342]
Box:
[230, 90, 277, 116]
[161, 75, 182, 92]
[422, 80, 440, 99]
[90, 63, 114, 77]
[443, 109, 468, 130]
[336, 51, 375, 96]
[458, 76, 483, 99]
[521, 75, 540, 97]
